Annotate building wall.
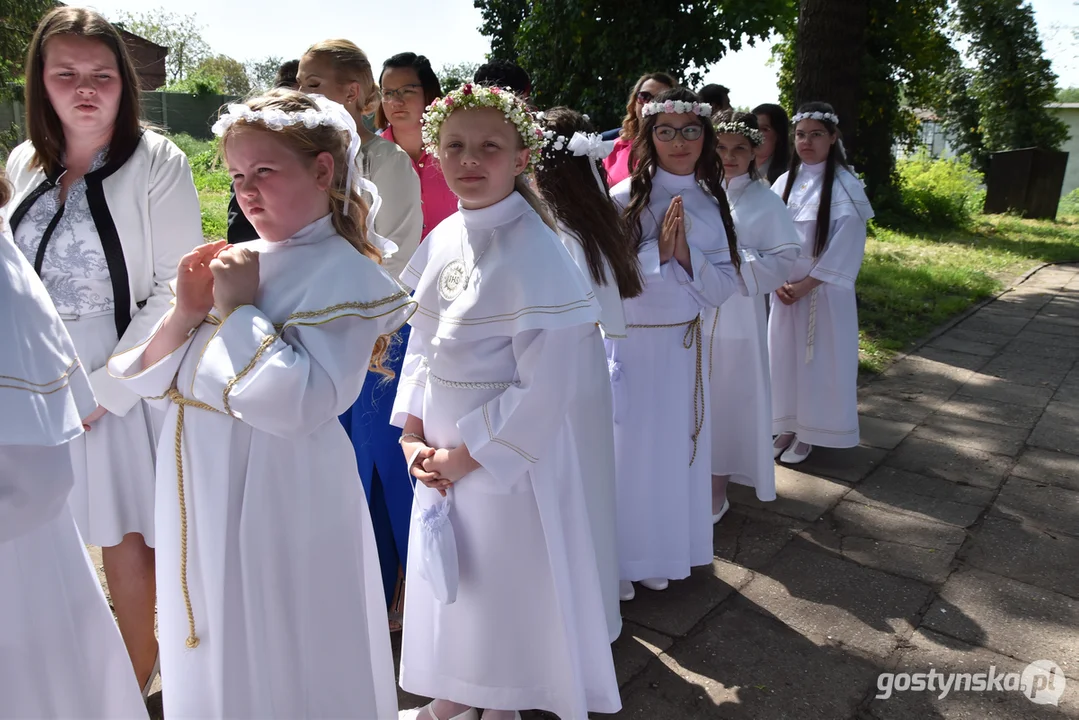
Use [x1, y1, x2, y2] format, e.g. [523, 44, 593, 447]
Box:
[1048, 105, 1079, 197]
[119, 29, 168, 91]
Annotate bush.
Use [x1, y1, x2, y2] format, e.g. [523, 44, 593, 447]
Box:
[1060, 188, 1079, 217]
[168, 133, 231, 193]
[894, 152, 985, 230]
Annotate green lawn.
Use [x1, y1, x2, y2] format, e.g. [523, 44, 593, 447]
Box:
[858, 213, 1079, 373]
[178, 129, 1079, 376]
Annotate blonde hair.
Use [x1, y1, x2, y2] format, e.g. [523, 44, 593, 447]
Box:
[218, 88, 393, 376]
[303, 39, 380, 115]
[515, 176, 557, 231]
[0, 169, 10, 209]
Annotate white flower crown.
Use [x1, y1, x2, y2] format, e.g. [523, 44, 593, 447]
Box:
[713, 121, 765, 147]
[641, 100, 712, 118]
[421, 83, 545, 171]
[792, 110, 840, 125]
[211, 104, 352, 136]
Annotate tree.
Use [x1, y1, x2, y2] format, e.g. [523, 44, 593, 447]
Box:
[0, 0, 53, 100]
[113, 8, 210, 83]
[246, 55, 283, 93]
[196, 54, 250, 96]
[474, 0, 795, 130]
[1059, 87, 1079, 103]
[939, 0, 1070, 172]
[437, 62, 481, 92]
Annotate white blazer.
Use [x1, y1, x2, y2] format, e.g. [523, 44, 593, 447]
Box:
[4, 130, 204, 416]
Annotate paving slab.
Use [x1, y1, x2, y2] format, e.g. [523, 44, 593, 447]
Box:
[964, 516, 1079, 600]
[1014, 328, 1079, 350]
[924, 568, 1079, 673]
[926, 333, 1007, 358]
[1008, 336, 1079, 361]
[936, 393, 1045, 430]
[914, 346, 994, 372]
[612, 621, 674, 689]
[1011, 447, 1079, 492]
[957, 313, 1030, 337]
[1026, 317, 1079, 338]
[992, 476, 1079, 539]
[869, 628, 1079, 719]
[782, 443, 888, 484]
[828, 500, 968, 552]
[859, 415, 917, 450]
[859, 377, 957, 424]
[935, 327, 1016, 349]
[1028, 401, 1079, 456]
[620, 560, 753, 638]
[617, 607, 883, 719]
[954, 374, 1055, 409]
[882, 356, 974, 392]
[913, 412, 1031, 457]
[712, 507, 805, 571]
[848, 466, 993, 528]
[842, 536, 959, 585]
[885, 436, 1014, 490]
[738, 544, 932, 658]
[978, 353, 1074, 390]
[728, 467, 850, 522]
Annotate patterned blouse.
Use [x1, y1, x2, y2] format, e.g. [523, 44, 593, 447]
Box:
[13, 148, 113, 318]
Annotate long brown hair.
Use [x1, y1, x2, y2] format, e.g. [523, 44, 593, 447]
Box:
[781, 101, 851, 257]
[534, 107, 643, 298]
[23, 7, 143, 174]
[619, 72, 675, 141]
[303, 39, 380, 116]
[713, 109, 762, 181]
[218, 89, 394, 376]
[623, 87, 739, 268]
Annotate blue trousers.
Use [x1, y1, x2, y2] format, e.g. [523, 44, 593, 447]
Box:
[339, 324, 413, 605]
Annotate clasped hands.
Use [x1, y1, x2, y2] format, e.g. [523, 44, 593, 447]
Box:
[776, 278, 818, 305]
[172, 239, 262, 330]
[401, 439, 480, 497]
[658, 196, 692, 272]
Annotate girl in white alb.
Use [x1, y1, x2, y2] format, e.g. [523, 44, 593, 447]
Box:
[609, 88, 741, 599]
[108, 92, 408, 719]
[769, 102, 874, 465]
[533, 106, 646, 642]
[707, 111, 800, 515]
[393, 84, 620, 720]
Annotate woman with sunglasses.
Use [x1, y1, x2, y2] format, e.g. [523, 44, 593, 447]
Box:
[602, 72, 675, 186]
[609, 88, 741, 599]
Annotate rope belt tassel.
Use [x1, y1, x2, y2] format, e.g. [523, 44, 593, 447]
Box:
[627, 315, 705, 466]
[805, 286, 820, 364]
[165, 387, 223, 650]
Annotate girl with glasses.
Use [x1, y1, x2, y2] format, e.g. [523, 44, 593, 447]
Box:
[769, 102, 874, 465]
[602, 72, 674, 186]
[609, 87, 741, 600]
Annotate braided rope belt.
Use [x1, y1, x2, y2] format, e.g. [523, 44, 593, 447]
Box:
[805, 286, 820, 364]
[423, 359, 518, 391]
[165, 387, 226, 650]
[626, 315, 704, 466]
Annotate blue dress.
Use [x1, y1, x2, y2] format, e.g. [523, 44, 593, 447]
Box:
[340, 323, 413, 605]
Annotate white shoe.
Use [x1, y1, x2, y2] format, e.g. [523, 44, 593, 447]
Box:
[773, 433, 795, 459]
[780, 440, 812, 465]
[619, 579, 635, 601]
[481, 713, 522, 720]
[712, 497, 730, 525]
[141, 653, 161, 699]
[640, 577, 669, 591]
[400, 704, 479, 720]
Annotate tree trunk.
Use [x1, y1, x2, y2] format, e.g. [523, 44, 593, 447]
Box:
[794, 0, 869, 159]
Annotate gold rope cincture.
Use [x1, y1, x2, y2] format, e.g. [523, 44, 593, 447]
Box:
[805, 286, 820, 364]
[626, 316, 705, 466]
[166, 386, 226, 650]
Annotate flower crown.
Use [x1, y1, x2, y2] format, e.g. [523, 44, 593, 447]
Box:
[641, 100, 712, 118]
[211, 104, 351, 136]
[713, 120, 765, 147]
[792, 110, 840, 125]
[422, 83, 545, 171]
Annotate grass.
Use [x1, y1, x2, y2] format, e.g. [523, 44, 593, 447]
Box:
[168, 132, 1079, 374]
[857, 213, 1079, 373]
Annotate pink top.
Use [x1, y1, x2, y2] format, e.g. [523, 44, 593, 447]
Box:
[603, 136, 635, 187]
[383, 126, 459, 239]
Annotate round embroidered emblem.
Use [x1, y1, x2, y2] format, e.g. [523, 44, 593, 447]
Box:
[438, 258, 468, 301]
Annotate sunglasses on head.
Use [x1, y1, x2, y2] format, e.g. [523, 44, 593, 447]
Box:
[636, 91, 655, 104]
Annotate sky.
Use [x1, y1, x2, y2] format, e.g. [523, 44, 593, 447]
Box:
[85, 0, 1079, 109]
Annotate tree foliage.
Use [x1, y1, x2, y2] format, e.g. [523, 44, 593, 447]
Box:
[0, 0, 53, 100]
[246, 55, 284, 93]
[195, 54, 250, 96]
[1059, 87, 1079, 103]
[437, 62, 481, 92]
[474, 0, 795, 129]
[113, 8, 210, 83]
[939, 0, 1069, 171]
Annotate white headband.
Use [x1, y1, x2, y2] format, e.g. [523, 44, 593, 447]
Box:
[792, 110, 840, 125]
[212, 95, 396, 259]
[641, 100, 712, 118]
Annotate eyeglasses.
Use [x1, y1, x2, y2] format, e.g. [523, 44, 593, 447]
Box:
[636, 91, 655, 104]
[653, 124, 704, 142]
[381, 84, 423, 102]
[795, 130, 830, 142]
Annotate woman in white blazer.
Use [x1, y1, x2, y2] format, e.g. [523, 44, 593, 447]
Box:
[3, 7, 203, 695]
